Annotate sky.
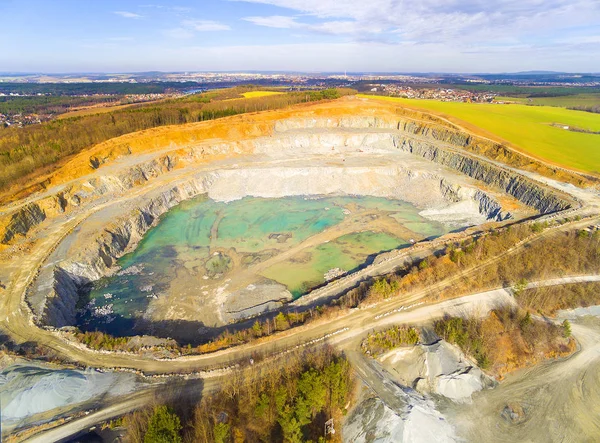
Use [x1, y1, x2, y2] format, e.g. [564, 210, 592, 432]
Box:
[1, 0, 599, 73]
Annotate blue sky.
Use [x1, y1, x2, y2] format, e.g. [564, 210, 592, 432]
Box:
[1, 0, 599, 73]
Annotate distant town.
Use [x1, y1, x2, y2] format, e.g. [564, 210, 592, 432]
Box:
[1, 70, 599, 128]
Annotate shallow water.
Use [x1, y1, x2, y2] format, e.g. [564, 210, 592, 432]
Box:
[78, 195, 448, 335]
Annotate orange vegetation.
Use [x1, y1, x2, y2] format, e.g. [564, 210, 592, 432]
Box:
[435, 308, 575, 378]
[2, 95, 590, 205]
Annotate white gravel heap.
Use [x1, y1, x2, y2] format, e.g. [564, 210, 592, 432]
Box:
[381, 340, 495, 402]
[0, 364, 137, 423]
[344, 393, 459, 443]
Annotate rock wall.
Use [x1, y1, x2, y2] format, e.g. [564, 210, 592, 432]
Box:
[2, 116, 575, 245]
[32, 177, 213, 326]
[395, 137, 573, 213]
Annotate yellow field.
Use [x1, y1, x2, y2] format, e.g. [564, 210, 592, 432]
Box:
[241, 91, 284, 98]
[360, 95, 600, 174]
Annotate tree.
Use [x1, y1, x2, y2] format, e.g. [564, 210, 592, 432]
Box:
[562, 319, 572, 337]
[513, 278, 528, 297]
[297, 368, 327, 419]
[278, 405, 303, 443]
[213, 422, 230, 443]
[144, 406, 182, 443]
[519, 312, 532, 330]
[252, 320, 263, 336]
[324, 359, 349, 410]
[275, 312, 290, 331]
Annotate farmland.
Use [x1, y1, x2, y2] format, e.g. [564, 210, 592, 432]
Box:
[361, 94, 600, 174]
[241, 90, 284, 98]
[496, 93, 600, 108]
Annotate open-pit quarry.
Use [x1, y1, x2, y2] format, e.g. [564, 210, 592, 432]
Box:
[2, 96, 599, 441]
[0, 97, 579, 344]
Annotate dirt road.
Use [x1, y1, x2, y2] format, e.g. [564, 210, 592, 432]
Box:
[446, 318, 600, 442]
[14, 274, 600, 442]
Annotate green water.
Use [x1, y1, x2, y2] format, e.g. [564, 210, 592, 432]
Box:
[262, 231, 406, 297]
[78, 194, 448, 334]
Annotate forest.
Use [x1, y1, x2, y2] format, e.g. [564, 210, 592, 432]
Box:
[0, 95, 120, 116]
[0, 81, 200, 96]
[123, 347, 354, 443]
[0, 87, 354, 191]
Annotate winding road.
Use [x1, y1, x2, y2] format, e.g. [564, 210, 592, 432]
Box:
[14, 273, 600, 442]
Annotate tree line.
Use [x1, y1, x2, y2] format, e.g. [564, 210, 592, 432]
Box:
[434, 306, 574, 375]
[0, 87, 355, 192]
[124, 346, 354, 442]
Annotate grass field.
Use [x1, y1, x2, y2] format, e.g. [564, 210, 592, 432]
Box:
[241, 91, 284, 98]
[496, 93, 600, 108]
[360, 94, 600, 174]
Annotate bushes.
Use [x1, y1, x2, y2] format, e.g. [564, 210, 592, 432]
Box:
[434, 306, 574, 376]
[434, 316, 489, 368]
[361, 325, 419, 357]
[75, 330, 129, 351]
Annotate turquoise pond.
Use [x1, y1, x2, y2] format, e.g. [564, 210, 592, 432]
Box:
[77, 195, 448, 335]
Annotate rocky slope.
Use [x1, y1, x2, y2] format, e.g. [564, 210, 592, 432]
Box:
[11, 113, 578, 330]
[1, 115, 575, 246]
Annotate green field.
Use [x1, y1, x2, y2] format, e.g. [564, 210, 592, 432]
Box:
[496, 93, 600, 108]
[361, 94, 600, 174]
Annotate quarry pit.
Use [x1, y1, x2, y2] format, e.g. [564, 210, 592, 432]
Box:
[0, 98, 579, 344]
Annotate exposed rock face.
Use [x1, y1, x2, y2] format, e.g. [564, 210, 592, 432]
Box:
[18, 115, 577, 329]
[29, 178, 212, 327]
[380, 340, 496, 402]
[395, 138, 572, 214]
[1, 204, 46, 243]
[1, 116, 573, 245]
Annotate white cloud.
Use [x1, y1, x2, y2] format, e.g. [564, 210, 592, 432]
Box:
[243, 15, 384, 36]
[113, 11, 143, 19]
[162, 28, 195, 39]
[139, 4, 193, 14]
[162, 19, 231, 39]
[235, 0, 600, 45]
[243, 15, 298, 29]
[181, 20, 231, 32]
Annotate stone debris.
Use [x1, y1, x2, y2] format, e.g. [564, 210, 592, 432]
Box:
[324, 268, 346, 281]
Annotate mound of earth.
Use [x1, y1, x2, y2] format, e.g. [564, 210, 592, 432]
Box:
[344, 392, 459, 443]
[380, 339, 496, 401]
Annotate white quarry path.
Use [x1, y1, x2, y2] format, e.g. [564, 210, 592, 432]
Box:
[18, 273, 600, 443]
